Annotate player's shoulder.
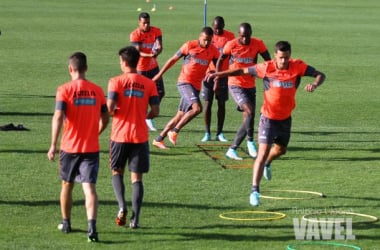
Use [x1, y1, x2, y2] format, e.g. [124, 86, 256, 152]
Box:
[150, 26, 162, 33]
[290, 58, 306, 66]
[251, 37, 265, 44]
[223, 29, 235, 39]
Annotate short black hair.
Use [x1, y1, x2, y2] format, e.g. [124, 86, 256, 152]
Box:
[202, 26, 214, 36]
[69, 52, 87, 73]
[213, 16, 225, 27]
[275, 41, 291, 53]
[239, 22, 252, 35]
[139, 12, 150, 20]
[118, 46, 140, 68]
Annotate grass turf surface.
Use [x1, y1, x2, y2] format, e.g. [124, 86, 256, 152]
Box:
[0, 0, 379, 249]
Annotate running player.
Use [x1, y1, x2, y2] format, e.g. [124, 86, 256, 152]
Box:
[207, 40, 326, 206]
[151, 27, 219, 149]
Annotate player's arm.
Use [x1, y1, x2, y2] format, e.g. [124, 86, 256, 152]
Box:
[207, 67, 250, 82]
[106, 91, 118, 115]
[131, 41, 155, 58]
[260, 50, 271, 61]
[147, 103, 160, 119]
[47, 108, 64, 161]
[304, 69, 326, 92]
[153, 36, 163, 56]
[215, 54, 228, 72]
[99, 104, 109, 134]
[152, 52, 181, 82]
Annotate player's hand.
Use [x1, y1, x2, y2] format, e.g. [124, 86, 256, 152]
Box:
[205, 71, 215, 82]
[304, 83, 317, 92]
[47, 146, 56, 162]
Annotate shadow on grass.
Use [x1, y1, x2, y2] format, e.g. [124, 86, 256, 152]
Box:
[0, 111, 53, 116]
[0, 200, 240, 211]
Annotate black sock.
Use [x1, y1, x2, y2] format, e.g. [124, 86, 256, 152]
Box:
[63, 218, 71, 226]
[88, 219, 97, 233]
[172, 127, 179, 133]
[112, 175, 126, 211]
[131, 181, 144, 225]
[252, 185, 260, 193]
[156, 135, 164, 141]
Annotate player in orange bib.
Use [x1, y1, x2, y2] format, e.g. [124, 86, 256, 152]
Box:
[47, 52, 109, 242]
[216, 23, 271, 160]
[130, 12, 164, 131]
[201, 16, 235, 143]
[151, 27, 219, 149]
[107, 46, 160, 229]
[207, 41, 326, 206]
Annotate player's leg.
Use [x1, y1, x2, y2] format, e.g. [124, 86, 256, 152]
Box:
[60, 181, 74, 232]
[201, 79, 214, 141]
[215, 77, 228, 141]
[110, 141, 128, 226]
[79, 153, 100, 241]
[128, 142, 149, 229]
[250, 143, 271, 206]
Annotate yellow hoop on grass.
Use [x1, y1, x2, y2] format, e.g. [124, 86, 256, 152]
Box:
[219, 210, 286, 221]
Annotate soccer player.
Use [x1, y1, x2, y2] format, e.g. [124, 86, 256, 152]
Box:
[201, 16, 235, 143]
[47, 52, 109, 242]
[107, 46, 159, 229]
[151, 27, 219, 149]
[216, 22, 271, 160]
[130, 12, 164, 131]
[207, 41, 326, 206]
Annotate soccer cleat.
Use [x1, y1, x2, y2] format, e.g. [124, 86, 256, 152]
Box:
[225, 148, 243, 160]
[216, 133, 228, 142]
[57, 221, 71, 233]
[115, 210, 127, 226]
[152, 139, 169, 150]
[146, 119, 157, 131]
[129, 221, 140, 229]
[201, 133, 211, 142]
[167, 131, 178, 145]
[87, 231, 99, 242]
[247, 141, 257, 158]
[263, 164, 272, 181]
[249, 191, 260, 206]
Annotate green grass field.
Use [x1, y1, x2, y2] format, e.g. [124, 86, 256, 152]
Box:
[1, 0, 379, 249]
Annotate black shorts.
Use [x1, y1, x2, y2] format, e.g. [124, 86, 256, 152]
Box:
[229, 85, 256, 108]
[177, 83, 200, 112]
[201, 77, 228, 102]
[59, 151, 99, 183]
[110, 141, 150, 173]
[138, 67, 165, 100]
[258, 115, 292, 147]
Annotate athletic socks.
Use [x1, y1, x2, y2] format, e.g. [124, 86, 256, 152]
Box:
[112, 175, 126, 212]
[131, 181, 144, 225]
[252, 185, 260, 193]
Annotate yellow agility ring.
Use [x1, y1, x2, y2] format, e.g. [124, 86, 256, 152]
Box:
[219, 210, 286, 221]
[260, 189, 326, 200]
[302, 211, 378, 224]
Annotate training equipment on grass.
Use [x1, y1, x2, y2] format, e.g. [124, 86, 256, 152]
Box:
[302, 211, 378, 224]
[287, 241, 362, 250]
[219, 210, 286, 221]
[260, 189, 325, 200]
